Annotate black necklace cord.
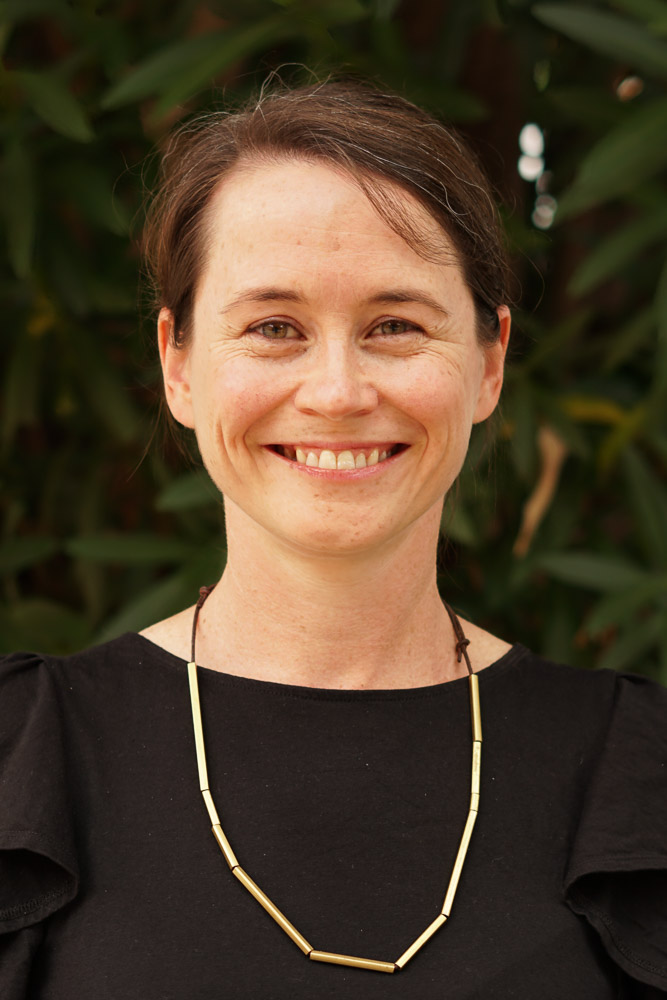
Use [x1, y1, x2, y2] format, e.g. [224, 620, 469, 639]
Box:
[190, 584, 216, 663]
[442, 601, 474, 676]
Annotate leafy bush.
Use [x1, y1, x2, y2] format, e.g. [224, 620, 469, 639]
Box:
[1, 0, 665, 680]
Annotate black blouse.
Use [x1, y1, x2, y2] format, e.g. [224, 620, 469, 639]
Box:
[1, 636, 666, 998]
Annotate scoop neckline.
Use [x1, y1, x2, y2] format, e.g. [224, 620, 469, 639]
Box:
[128, 630, 530, 701]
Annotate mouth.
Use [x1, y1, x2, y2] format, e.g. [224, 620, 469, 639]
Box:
[268, 443, 408, 471]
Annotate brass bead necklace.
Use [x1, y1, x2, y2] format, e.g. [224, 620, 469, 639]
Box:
[187, 585, 482, 975]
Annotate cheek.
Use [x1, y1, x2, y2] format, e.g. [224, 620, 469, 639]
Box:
[199, 358, 290, 448]
[391, 360, 478, 438]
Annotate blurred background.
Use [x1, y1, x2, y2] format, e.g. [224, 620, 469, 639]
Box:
[1, 0, 666, 680]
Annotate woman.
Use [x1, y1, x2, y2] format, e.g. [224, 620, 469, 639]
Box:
[1, 80, 665, 998]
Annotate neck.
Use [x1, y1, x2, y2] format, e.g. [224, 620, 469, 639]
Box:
[193, 500, 462, 689]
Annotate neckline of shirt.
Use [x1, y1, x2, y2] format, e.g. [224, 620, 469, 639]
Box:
[127, 631, 531, 703]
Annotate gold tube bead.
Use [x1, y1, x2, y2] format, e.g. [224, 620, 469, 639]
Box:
[469, 673, 482, 743]
[395, 913, 447, 969]
[441, 809, 478, 917]
[211, 824, 238, 870]
[233, 867, 312, 955]
[187, 662, 209, 791]
[202, 788, 220, 826]
[471, 741, 481, 796]
[309, 951, 395, 974]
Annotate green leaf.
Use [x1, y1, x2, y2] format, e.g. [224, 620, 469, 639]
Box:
[56, 160, 131, 235]
[622, 447, 667, 568]
[95, 550, 224, 640]
[586, 576, 667, 635]
[522, 309, 593, 374]
[1, 139, 35, 278]
[441, 502, 479, 547]
[532, 4, 667, 78]
[373, 0, 402, 18]
[152, 17, 300, 114]
[545, 86, 627, 129]
[1, 330, 40, 450]
[537, 552, 649, 591]
[101, 34, 226, 109]
[155, 471, 220, 511]
[602, 308, 655, 372]
[0, 536, 59, 574]
[0, 0, 70, 23]
[610, 0, 667, 25]
[656, 254, 667, 343]
[568, 205, 667, 296]
[506, 380, 537, 482]
[318, 0, 367, 21]
[651, 256, 667, 402]
[557, 97, 667, 217]
[0, 599, 91, 655]
[69, 328, 142, 443]
[102, 18, 292, 113]
[16, 71, 94, 142]
[597, 611, 662, 671]
[66, 533, 197, 564]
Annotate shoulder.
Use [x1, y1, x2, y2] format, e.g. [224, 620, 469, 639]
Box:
[489, 648, 667, 989]
[0, 631, 181, 691]
[489, 642, 664, 707]
[485, 645, 666, 766]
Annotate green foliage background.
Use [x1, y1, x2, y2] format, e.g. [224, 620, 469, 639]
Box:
[1, 0, 666, 680]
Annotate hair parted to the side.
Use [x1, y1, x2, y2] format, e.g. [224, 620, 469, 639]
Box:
[143, 77, 511, 348]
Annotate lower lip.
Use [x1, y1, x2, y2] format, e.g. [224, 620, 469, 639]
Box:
[266, 448, 408, 480]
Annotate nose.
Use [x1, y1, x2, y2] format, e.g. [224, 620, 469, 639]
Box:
[293, 341, 379, 419]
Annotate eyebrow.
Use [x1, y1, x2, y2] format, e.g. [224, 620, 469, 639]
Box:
[218, 287, 303, 315]
[368, 290, 450, 317]
[219, 286, 450, 317]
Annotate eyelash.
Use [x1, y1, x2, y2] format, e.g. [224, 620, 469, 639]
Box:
[249, 321, 300, 340]
[370, 320, 423, 338]
[247, 318, 425, 341]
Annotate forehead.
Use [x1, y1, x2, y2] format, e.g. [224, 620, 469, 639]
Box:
[199, 158, 460, 286]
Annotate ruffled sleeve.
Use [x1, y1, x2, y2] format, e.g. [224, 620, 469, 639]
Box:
[565, 672, 667, 992]
[0, 651, 79, 992]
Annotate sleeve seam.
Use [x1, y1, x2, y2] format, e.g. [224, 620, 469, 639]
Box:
[0, 883, 74, 923]
[569, 887, 667, 981]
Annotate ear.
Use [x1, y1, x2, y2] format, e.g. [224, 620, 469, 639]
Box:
[158, 308, 195, 429]
[472, 305, 511, 424]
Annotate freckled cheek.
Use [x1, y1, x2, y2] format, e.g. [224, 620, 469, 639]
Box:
[394, 375, 471, 440]
[209, 367, 291, 453]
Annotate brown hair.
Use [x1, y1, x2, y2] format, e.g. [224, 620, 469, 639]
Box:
[144, 78, 510, 348]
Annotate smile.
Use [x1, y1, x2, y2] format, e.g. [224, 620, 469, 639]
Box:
[269, 444, 407, 471]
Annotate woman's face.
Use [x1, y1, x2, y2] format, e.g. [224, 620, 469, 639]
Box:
[160, 159, 509, 557]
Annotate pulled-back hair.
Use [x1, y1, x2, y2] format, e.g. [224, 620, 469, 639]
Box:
[144, 78, 510, 347]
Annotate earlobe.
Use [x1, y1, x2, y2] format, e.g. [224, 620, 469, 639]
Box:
[472, 306, 511, 424]
[158, 308, 195, 429]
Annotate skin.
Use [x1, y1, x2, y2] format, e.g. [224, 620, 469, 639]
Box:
[142, 158, 511, 689]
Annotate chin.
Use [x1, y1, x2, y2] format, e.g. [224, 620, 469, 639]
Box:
[281, 526, 385, 558]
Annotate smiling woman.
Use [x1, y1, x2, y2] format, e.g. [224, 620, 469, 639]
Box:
[157, 157, 508, 561]
[1, 80, 666, 1000]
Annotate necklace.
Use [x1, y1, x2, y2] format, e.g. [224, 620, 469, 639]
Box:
[187, 585, 482, 975]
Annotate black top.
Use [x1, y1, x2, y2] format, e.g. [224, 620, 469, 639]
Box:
[1, 635, 666, 999]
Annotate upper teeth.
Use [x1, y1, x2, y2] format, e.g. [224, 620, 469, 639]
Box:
[291, 447, 390, 470]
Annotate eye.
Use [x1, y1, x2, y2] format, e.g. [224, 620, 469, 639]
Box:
[250, 321, 301, 340]
[369, 319, 424, 337]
